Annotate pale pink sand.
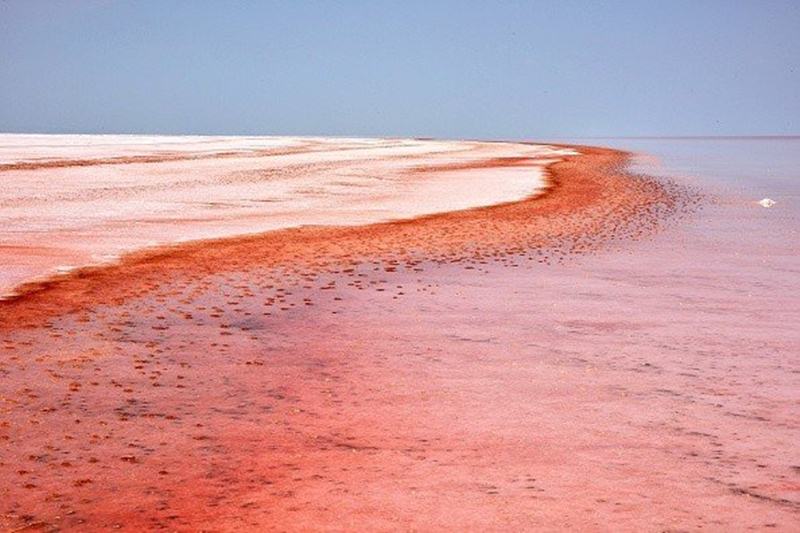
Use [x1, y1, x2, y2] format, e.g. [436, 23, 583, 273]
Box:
[0, 135, 573, 297]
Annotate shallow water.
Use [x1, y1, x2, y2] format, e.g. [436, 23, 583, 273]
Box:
[0, 138, 797, 531]
[573, 137, 799, 306]
[576, 136, 800, 201]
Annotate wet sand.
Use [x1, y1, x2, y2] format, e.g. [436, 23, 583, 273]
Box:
[1, 142, 799, 531]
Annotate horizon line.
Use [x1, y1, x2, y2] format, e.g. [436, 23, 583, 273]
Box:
[1, 132, 799, 141]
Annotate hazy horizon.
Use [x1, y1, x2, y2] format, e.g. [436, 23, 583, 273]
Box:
[2, 132, 799, 141]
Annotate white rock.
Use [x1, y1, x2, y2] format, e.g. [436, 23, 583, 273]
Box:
[758, 198, 776, 208]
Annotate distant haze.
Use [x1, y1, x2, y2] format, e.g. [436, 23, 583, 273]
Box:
[1, 1, 798, 138]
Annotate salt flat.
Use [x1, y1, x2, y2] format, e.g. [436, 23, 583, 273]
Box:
[0, 134, 573, 297]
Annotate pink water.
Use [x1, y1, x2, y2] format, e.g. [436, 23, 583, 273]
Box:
[0, 138, 798, 531]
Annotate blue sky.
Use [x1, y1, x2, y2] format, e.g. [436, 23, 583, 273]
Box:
[1, 1, 798, 138]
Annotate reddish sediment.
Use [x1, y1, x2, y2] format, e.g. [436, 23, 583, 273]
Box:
[2, 145, 798, 531]
[0, 145, 685, 328]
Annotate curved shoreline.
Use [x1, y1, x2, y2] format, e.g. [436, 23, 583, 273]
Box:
[0, 137, 567, 300]
[0, 143, 697, 329]
[4, 141, 799, 533]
